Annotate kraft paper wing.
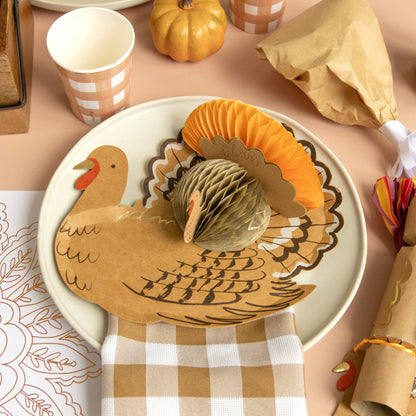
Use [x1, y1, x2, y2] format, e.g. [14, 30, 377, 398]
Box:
[256, 0, 416, 178]
[54, 123, 343, 328]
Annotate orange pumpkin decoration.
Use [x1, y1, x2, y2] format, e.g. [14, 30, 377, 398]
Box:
[181, 99, 324, 210]
[148, 0, 227, 62]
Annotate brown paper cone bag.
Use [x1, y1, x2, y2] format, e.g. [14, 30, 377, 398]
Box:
[256, 0, 397, 128]
[256, 0, 416, 178]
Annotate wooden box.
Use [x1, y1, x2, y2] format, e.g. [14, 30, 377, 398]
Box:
[0, 0, 20, 106]
[0, 0, 33, 134]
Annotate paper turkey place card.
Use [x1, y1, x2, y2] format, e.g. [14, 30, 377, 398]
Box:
[54, 98, 343, 327]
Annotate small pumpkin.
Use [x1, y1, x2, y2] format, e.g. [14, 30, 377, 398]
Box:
[149, 0, 227, 62]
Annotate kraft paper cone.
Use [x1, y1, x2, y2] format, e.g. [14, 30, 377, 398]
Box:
[333, 246, 416, 415]
[350, 246, 416, 416]
[255, 0, 396, 128]
[256, 0, 416, 178]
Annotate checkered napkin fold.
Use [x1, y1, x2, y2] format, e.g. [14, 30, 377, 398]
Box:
[101, 307, 307, 416]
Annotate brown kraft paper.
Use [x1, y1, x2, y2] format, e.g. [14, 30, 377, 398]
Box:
[54, 136, 342, 328]
[255, 0, 397, 128]
[334, 246, 416, 416]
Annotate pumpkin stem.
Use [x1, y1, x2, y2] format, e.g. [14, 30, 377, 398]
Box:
[179, 0, 194, 9]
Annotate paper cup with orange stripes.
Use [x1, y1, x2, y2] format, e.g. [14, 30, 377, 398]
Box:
[229, 0, 287, 34]
[47, 7, 135, 126]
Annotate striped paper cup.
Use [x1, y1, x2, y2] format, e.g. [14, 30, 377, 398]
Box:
[47, 7, 135, 126]
[229, 0, 287, 34]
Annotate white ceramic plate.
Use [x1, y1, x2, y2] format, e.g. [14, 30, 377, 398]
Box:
[38, 96, 367, 351]
[31, 0, 149, 12]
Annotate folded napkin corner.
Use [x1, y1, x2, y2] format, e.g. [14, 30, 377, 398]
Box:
[101, 308, 307, 416]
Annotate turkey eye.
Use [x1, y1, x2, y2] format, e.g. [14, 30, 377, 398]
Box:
[111, 164, 116, 168]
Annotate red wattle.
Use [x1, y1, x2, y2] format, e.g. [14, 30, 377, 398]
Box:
[188, 199, 195, 216]
[336, 361, 356, 391]
[75, 158, 99, 190]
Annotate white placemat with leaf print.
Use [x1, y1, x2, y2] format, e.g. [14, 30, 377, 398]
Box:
[0, 191, 101, 416]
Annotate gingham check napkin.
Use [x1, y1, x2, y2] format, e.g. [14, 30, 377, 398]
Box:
[101, 307, 307, 416]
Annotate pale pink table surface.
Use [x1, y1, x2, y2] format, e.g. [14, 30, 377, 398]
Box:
[1, 0, 415, 414]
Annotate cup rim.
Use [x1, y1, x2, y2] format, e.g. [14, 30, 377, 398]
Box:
[46, 7, 135, 74]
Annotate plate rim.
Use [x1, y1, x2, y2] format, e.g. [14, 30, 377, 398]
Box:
[257, 100, 367, 350]
[38, 95, 367, 351]
[30, 0, 150, 12]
